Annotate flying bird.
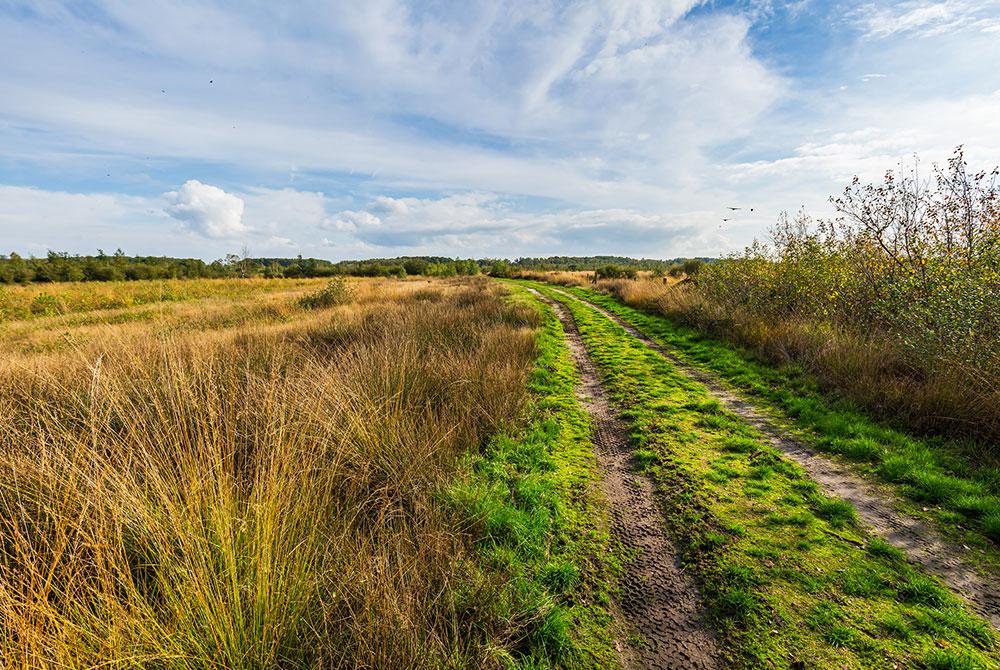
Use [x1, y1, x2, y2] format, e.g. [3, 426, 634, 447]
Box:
[727, 206, 741, 211]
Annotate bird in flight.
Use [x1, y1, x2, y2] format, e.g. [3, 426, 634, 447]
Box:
[727, 206, 741, 211]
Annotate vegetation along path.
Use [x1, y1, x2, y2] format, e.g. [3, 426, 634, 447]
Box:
[548, 285, 1000, 631]
[527, 287, 721, 669]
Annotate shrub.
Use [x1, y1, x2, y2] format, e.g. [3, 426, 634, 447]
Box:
[595, 146, 1000, 443]
[298, 277, 353, 309]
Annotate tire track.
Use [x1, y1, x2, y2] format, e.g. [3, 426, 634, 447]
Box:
[549, 286, 1000, 630]
[528, 288, 721, 670]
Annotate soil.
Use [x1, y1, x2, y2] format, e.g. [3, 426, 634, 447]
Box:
[552, 287, 1000, 630]
[528, 288, 721, 670]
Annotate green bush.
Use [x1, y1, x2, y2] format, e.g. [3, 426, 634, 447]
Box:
[595, 264, 637, 280]
[298, 278, 353, 309]
[683, 146, 1000, 441]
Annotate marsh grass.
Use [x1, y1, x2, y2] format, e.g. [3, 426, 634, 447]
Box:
[0, 278, 551, 668]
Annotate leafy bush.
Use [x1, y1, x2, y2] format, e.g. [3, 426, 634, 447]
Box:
[595, 264, 637, 280]
[644, 146, 1000, 441]
[298, 278, 353, 309]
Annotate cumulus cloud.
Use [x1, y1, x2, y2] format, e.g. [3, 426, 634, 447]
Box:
[325, 210, 382, 232]
[163, 180, 247, 238]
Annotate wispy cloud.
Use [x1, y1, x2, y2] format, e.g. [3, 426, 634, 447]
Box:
[853, 0, 1000, 38]
[323, 193, 722, 257]
[0, 1, 998, 258]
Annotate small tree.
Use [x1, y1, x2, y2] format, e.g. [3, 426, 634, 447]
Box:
[681, 259, 703, 277]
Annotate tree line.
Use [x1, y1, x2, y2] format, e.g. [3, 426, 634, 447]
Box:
[0, 251, 712, 284]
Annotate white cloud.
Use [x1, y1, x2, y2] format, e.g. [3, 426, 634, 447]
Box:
[327, 193, 723, 257]
[854, 1, 1000, 38]
[1, 1, 998, 258]
[0, 185, 163, 253]
[266, 235, 294, 247]
[163, 180, 247, 238]
[321, 210, 375, 232]
[0, 1, 781, 214]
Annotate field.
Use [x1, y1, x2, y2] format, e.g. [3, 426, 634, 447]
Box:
[2, 274, 999, 669]
[0, 277, 622, 668]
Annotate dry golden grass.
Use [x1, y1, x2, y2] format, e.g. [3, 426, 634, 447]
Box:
[0, 277, 334, 321]
[593, 277, 1000, 451]
[0, 277, 541, 668]
[513, 270, 592, 287]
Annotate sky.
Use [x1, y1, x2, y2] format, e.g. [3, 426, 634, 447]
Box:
[1, 0, 999, 261]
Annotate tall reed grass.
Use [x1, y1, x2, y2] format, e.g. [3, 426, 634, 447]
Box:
[0, 278, 541, 668]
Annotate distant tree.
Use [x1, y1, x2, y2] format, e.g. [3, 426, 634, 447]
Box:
[682, 259, 704, 276]
[595, 264, 637, 280]
[263, 261, 285, 279]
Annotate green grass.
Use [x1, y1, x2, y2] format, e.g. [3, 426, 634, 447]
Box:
[548, 284, 1000, 556]
[524, 282, 998, 670]
[444, 285, 623, 669]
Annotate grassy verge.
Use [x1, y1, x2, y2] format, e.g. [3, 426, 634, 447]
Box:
[444, 284, 622, 669]
[547, 283, 1000, 558]
[530, 282, 998, 670]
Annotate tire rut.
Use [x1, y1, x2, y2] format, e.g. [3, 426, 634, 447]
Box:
[550, 287, 1000, 630]
[528, 288, 721, 670]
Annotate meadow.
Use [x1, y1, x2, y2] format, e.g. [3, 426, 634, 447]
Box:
[0, 277, 619, 668]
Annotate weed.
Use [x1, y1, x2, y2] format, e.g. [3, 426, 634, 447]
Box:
[0, 278, 617, 668]
[923, 649, 986, 670]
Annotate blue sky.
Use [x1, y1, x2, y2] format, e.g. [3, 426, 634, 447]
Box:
[1, 0, 998, 260]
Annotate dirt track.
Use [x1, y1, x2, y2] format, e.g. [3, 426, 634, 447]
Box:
[551, 287, 1000, 630]
[529, 288, 721, 670]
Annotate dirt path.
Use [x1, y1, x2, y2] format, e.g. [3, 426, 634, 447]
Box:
[550, 287, 1000, 630]
[528, 288, 721, 670]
